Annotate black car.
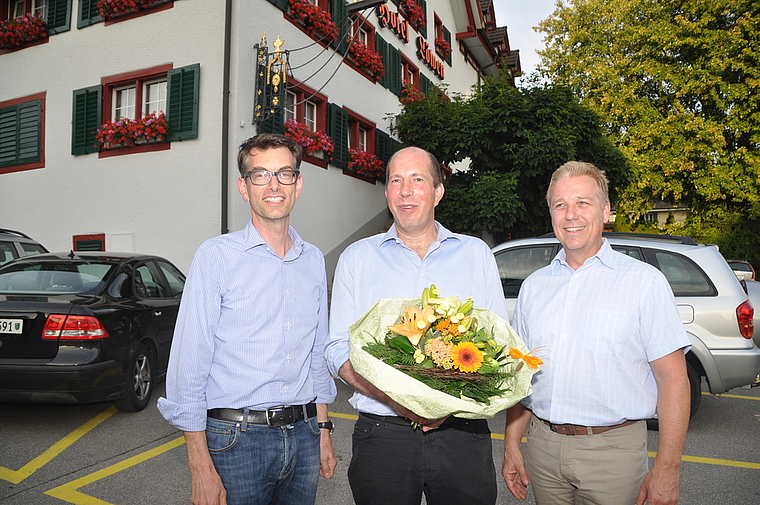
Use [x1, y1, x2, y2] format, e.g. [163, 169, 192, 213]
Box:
[0, 252, 185, 412]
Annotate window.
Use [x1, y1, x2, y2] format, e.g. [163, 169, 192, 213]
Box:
[401, 55, 419, 89]
[494, 245, 558, 298]
[346, 108, 375, 153]
[263, 79, 327, 141]
[71, 63, 200, 155]
[0, 92, 45, 174]
[2, 0, 70, 36]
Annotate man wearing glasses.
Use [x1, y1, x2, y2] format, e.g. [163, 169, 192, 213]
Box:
[159, 134, 337, 505]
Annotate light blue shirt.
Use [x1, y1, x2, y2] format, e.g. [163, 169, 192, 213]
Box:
[325, 222, 509, 416]
[157, 221, 336, 432]
[513, 239, 690, 426]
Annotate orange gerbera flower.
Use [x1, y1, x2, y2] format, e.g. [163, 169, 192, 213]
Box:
[509, 348, 544, 369]
[387, 305, 435, 346]
[450, 342, 484, 373]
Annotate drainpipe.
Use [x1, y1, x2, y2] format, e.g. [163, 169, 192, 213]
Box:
[221, 0, 233, 235]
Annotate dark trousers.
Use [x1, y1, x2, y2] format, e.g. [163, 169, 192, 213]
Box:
[348, 413, 497, 505]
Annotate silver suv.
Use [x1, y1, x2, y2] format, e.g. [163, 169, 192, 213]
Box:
[0, 229, 48, 267]
[492, 232, 760, 418]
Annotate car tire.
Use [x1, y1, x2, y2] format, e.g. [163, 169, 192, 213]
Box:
[114, 342, 155, 412]
[646, 361, 701, 431]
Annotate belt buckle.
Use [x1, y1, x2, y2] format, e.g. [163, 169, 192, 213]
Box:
[266, 406, 295, 428]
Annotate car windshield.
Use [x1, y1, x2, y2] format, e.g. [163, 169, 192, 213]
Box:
[0, 262, 115, 295]
[730, 262, 751, 273]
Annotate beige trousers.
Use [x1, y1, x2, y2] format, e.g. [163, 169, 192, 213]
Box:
[525, 415, 648, 505]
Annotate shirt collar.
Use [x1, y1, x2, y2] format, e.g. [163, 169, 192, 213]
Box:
[551, 238, 618, 271]
[243, 220, 304, 259]
[378, 222, 460, 249]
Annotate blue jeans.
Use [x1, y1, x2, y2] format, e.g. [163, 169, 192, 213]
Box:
[206, 415, 321, 505]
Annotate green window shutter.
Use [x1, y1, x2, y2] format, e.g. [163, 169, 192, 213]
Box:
[0, 100, 42, 168]
[71, 85, 103, 154]
[376, 129, 390, 163]
[166, 63, 200, 142]
[329, 0, 348, 55]
[328, 103, 348, 169]
[265, 0, 288, 12]
[390, 137, 402, 156]
[71, 85, 101, 155]
[388, 46, 402, 96]
[375, 34, 389, 90]
[46, 0, 71, 34]
[443, 25, 452, 65]
[77, 0, 102, 28]
[257, 107, 284, 134]
[417, 0, 427, 38]
[420, 74, 432, 96]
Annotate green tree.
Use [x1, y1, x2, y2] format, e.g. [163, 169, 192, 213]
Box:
[537, 0, 760, 259]
[394, 74, 627, 243]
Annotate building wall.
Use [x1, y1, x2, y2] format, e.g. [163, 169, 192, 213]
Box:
[0, 0, 508, 276]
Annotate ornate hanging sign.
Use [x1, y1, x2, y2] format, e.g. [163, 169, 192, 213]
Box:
[253, 33, 289, 124]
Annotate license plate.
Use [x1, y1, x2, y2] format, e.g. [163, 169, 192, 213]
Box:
[0, 319, 23, 334]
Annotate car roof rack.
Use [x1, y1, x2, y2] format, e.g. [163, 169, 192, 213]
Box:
[0, 228, 34, 240]
[538, 231, 699, 246]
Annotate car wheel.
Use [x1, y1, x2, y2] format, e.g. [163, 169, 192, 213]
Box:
[646, 362, 701, 431]
[114, 342, 155, 412]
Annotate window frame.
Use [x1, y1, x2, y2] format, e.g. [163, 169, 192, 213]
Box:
[286, 79, 329, 167]
[401, 54, 420, 90]
[0, 92, 45, 174]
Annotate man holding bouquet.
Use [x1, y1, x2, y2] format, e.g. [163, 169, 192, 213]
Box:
[502, 161, 691, 505]
[326, 146, 509, 505]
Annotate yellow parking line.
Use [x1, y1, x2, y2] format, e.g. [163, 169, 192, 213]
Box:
[702, 391, 760, 400]
[44, 435, 185, 505]
[0, 406, 117, 484]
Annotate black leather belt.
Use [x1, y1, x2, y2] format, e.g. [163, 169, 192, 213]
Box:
[208, 403, 317, 428]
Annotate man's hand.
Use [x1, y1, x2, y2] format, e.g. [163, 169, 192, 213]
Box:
[184, 431, 227, 505]
[502, 448, 530, 500]
[319, 431, 337, 478]
[635, 464, 680, 505]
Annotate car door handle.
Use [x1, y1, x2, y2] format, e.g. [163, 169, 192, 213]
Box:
[153, 310, 162, 317]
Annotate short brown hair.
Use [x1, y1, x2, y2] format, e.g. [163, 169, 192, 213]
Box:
[237, 133, 303, 176]
[546, 161, 609, 207]
[386, 146, 442, 186]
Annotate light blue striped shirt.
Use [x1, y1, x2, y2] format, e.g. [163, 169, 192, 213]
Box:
[157, 221, 336, 432]
[325, 222, 509, 416]
[513, 239, 690, 426]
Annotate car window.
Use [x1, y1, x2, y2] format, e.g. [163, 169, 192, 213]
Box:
[0, 241, 18, 266]
[19, 242, 48, 256]
[135, 262, 168, 298]
[610, 246, 643, 261]
[651, 250, 716, 296]
[729, 262, 751, 273]
[494, 246, 556, 298]
[0, 263, 114, 294]
[157, 261, 185, 297]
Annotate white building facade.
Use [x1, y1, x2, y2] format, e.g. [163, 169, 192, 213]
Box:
[0, 0, 519, 276]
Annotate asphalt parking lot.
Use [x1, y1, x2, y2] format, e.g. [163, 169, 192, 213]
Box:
[1, 379, 759, 505]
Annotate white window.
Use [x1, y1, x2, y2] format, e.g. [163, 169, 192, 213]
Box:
[285, 91, 297, 122]
[304, 100, 317, 131]
[143, 79, 167, 116]
[114, 86, 136, 121]
[11, 0, 46, 18]
[113, 79, 166, 120]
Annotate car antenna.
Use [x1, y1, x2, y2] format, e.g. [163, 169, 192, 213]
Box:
[68, 250, 75, 259]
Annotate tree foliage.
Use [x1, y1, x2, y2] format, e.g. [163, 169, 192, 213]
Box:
[538, 0, 760, 261]
[393, 75, 627, 242]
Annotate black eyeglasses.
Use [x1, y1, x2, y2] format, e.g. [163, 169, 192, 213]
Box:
[244, 169, 300, 186]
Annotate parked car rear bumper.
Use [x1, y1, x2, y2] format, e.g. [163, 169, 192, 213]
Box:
[0, 360, 124, 403]
[707, 348, 760, 392]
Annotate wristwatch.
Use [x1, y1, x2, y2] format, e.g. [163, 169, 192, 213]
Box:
[318, 421, 334, 434]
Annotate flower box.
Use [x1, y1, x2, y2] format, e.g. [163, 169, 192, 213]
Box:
[435, 38, 452, 60]
[96, 0, 169, 21]
[95, 112, 168, 150]
[287, 0, 339, 44]
[399, 0, 425, 31]
[347, 39, 385, 79]
[283, 120, 335, 159]
[0, 14, 47, 50]
[348, 148, 385, 180]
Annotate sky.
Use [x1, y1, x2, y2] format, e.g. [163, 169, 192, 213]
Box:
[492, 0, 558, 81]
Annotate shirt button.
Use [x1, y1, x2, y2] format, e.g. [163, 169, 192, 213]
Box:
[283, 386, 289, 391]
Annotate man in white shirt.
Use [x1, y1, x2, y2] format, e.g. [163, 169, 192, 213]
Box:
[502, 161, 691, 505]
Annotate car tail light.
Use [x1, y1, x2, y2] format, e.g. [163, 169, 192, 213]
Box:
[42, 314, 110, 340]
[736, 301, 754, 339]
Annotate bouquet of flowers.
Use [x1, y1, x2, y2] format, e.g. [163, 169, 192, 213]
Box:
[350, 285, 541, 419]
